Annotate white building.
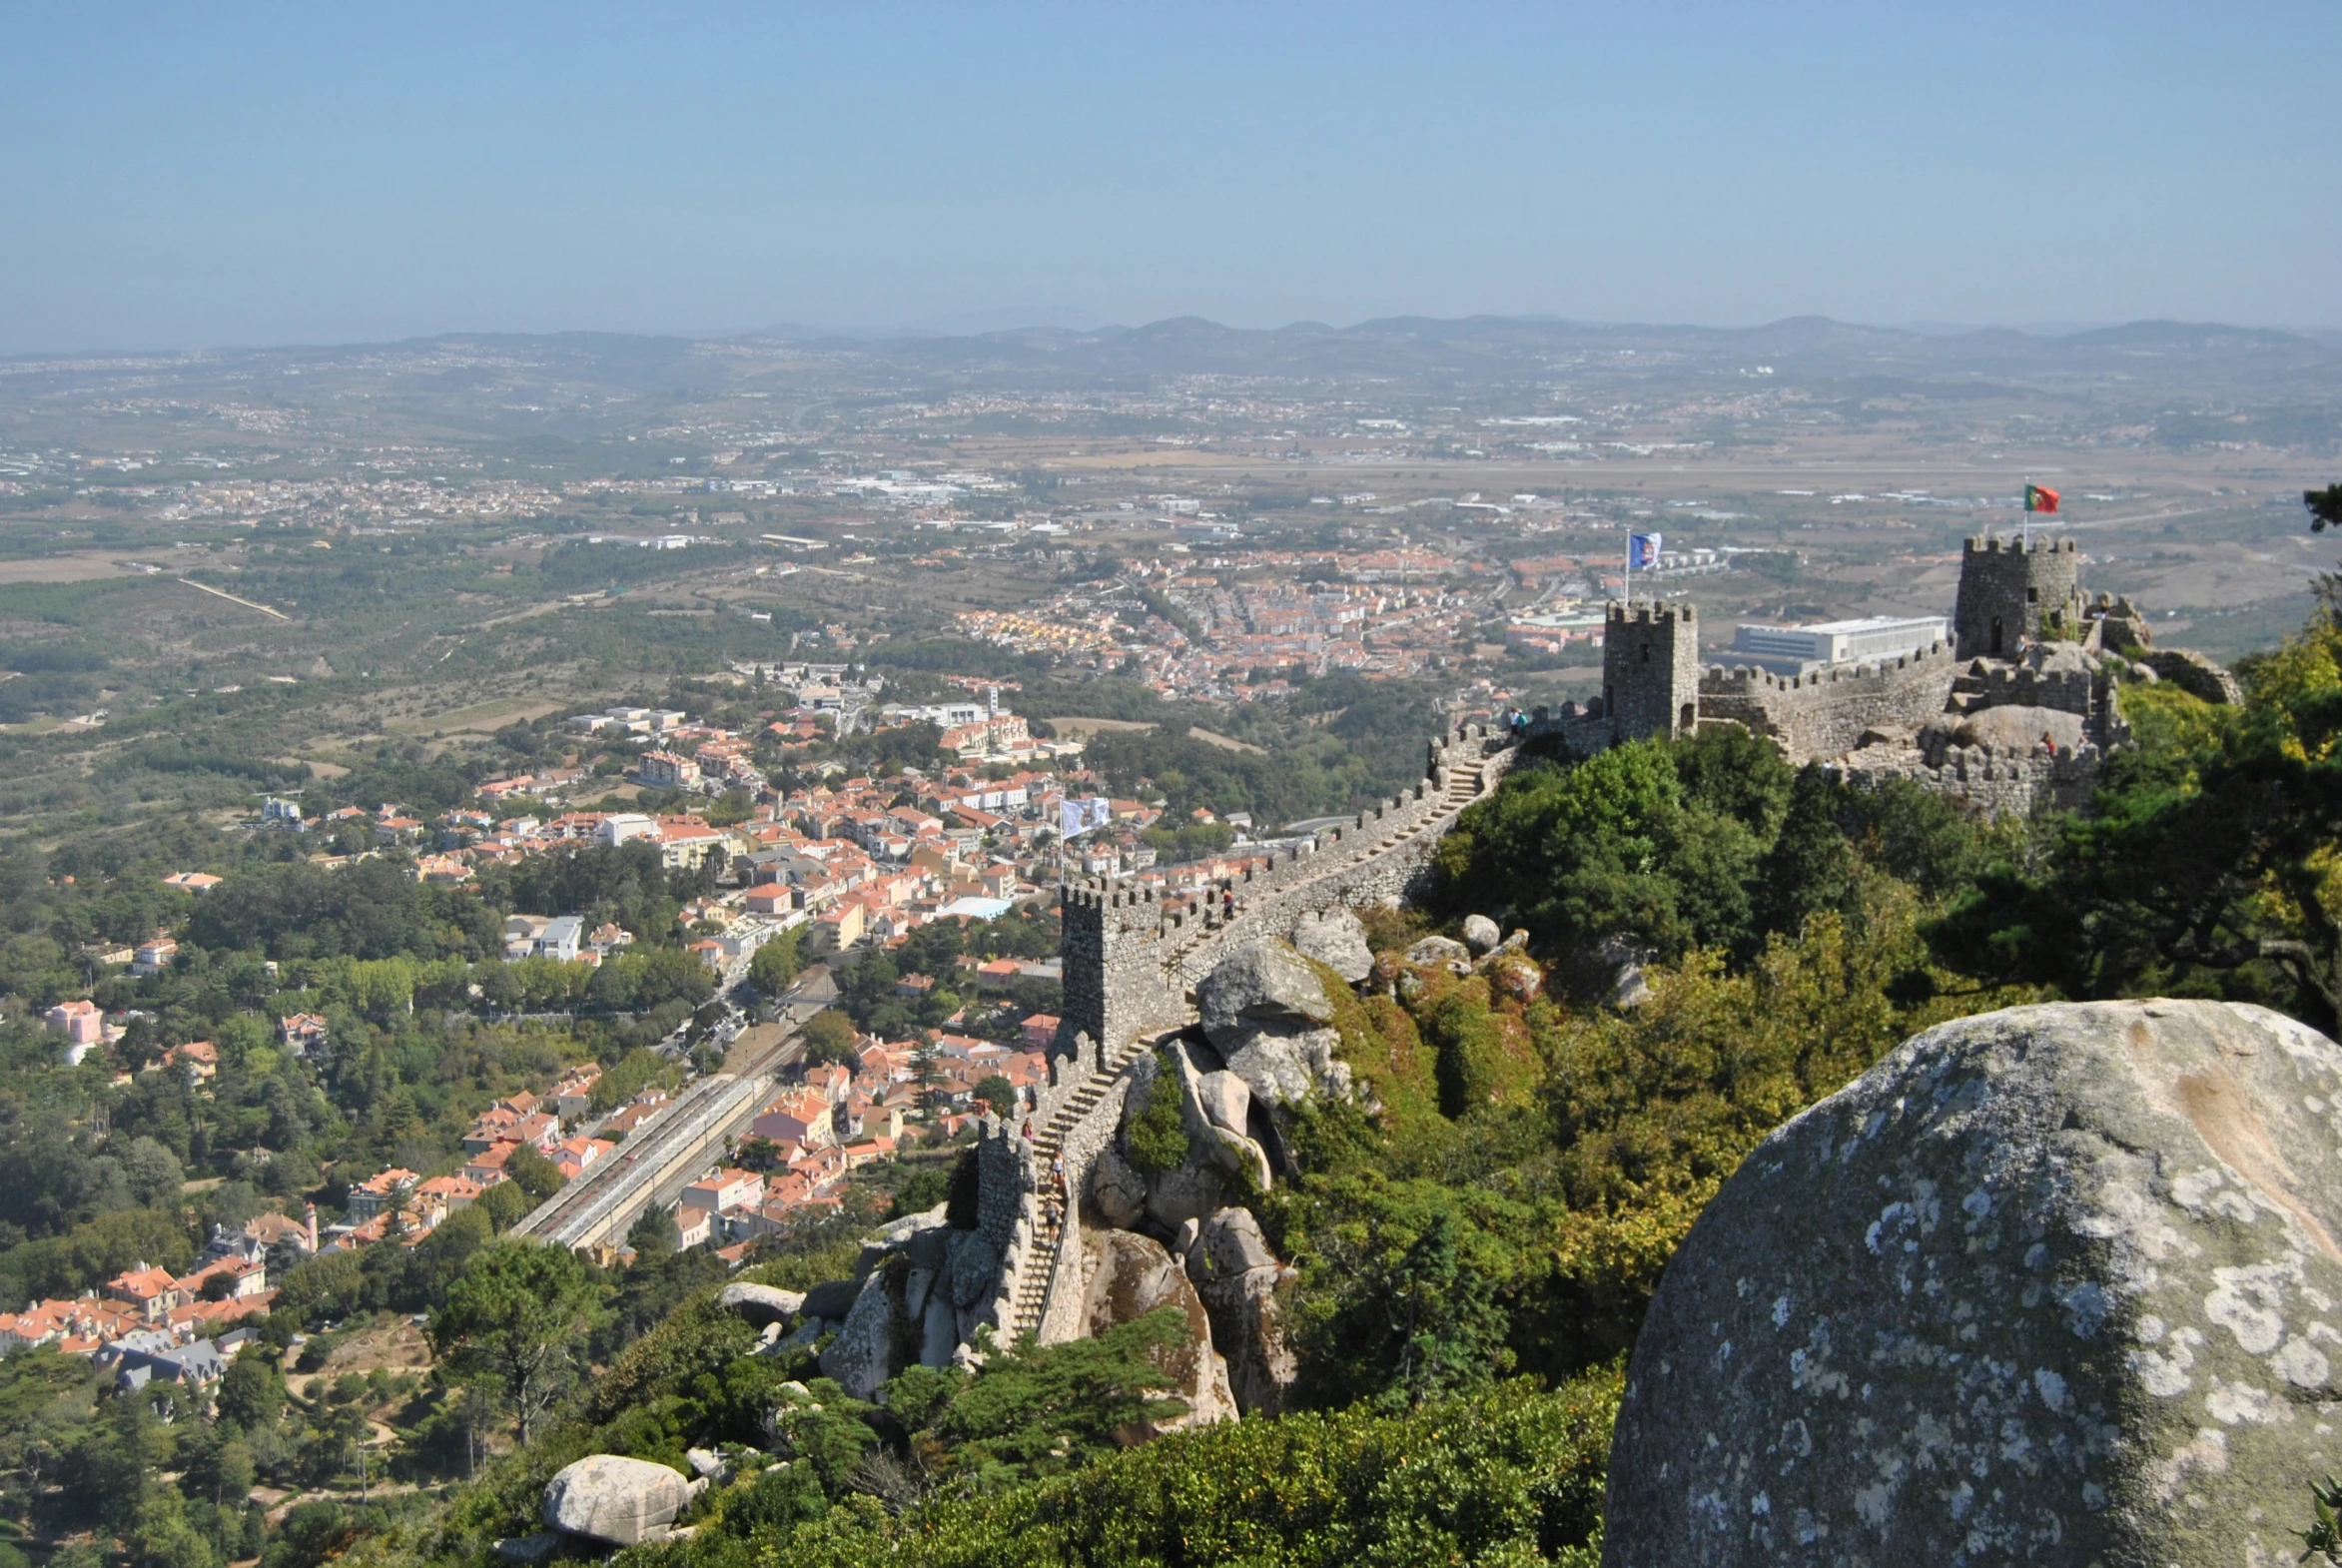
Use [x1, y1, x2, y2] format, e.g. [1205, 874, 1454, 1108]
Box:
[1728, 615, 1952, 676]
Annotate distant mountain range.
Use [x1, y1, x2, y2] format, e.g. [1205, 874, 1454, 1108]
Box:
[702, 313, 2342, 391]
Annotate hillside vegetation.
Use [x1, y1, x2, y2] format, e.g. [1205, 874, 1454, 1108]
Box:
[13, 599, 2342, 1568]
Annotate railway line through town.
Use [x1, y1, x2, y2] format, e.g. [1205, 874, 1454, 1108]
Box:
[512, 1004, 815, 1251]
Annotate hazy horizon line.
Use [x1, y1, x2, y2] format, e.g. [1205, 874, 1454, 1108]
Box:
[9, 311, 2341, 364]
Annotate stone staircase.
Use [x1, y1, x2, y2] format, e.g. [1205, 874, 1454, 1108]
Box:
[1005, 1033, 1151, 1339]
[1001, 744, 1497, 1341]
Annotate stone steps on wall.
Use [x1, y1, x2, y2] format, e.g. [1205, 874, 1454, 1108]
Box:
[1003, 1034, 1150, 1339]
[1009, 739, 1500, 1342]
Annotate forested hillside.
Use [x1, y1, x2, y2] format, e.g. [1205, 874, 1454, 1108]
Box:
[10, 595, 2342, 1568]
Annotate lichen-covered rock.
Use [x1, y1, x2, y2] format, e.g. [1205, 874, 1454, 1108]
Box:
[1290, 908, 1373, 985]
[1461, 914, 1502, 955]
[1604, 1000, 2342, 1568]
[1222, 1025, 1343, 1109]
[542, 1454, 692, 1546]
[1485, 953, 1543, 1003]
[716, 1282, 803, 1327]
[1405, 934, 1472, 969]
[1198, 941, 1333, 1049]
[1082, 1227, 1237, 1431]
[1186, 1206, 1294, 1415]
[817, 1271, 905, 1400]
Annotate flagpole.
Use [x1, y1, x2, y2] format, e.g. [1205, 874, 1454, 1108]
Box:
[2022, 480, 2031, 549]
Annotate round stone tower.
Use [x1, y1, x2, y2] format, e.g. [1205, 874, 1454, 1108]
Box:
[1953, 534, 2082, 660]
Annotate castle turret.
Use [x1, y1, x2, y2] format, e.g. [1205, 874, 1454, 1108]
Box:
[1954, 534, 2082, 660]
[1604, 601, 1701, 743]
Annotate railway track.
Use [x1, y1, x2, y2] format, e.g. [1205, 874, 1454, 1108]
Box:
[513, 1020, 803, 1250]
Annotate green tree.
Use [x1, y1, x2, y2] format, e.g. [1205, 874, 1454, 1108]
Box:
[214, 1352, 285, 1433]
[1286, 1178, 1520, 1411]
[475, 1180, 533, 1232]
[801, 1009, 858, 1067]
[427, 1239, 599, 1445]
[747, 928, 804, 997]
[626, 1203, 677, 1262]
[972, 1075, 1017, 1120]
[927, 1307, 1190, 1480]
[1123, 1058, 1188, 1174]
[502, 1145, 564, 1203]
[1759, 763, 1856, 934]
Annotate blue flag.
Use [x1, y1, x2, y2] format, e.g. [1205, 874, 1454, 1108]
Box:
[1059, 796, 1110, 838]
[1628, 532, 1662, 569]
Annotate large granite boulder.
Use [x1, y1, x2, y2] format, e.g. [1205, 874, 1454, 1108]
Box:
[1083, 1226, 1236, 1431]
[1604, 1000, 2342, 1568]
[817, 1270, 906, 1400]
[715, 1282, 803, 1327]
[1198, 941, 1334, 1049]
[1461, 914, 1502, 956]
[1291, 908, 1373, 985]
[542, 1455, 693, 1546]
[1185, 1205, 1295, 1415]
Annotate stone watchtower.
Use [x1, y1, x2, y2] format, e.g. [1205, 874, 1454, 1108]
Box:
[1604, 601, 1701, 744]
[1954, 535, 2082, 660]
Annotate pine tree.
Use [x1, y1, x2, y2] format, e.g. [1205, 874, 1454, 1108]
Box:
[1761, 763, 1856, 935]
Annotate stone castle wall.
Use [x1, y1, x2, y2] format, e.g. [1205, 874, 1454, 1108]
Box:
[1058, 722, 1512, 1054]
[1696, 640, 1959, 761]
[1837, 737, 2103, 816]
[992, 721, 1517, 1345]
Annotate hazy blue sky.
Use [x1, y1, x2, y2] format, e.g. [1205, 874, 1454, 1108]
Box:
[4, 2, 2336, 352]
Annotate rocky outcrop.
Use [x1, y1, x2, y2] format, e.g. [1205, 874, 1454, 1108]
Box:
[1925, 702, 2087, 756]
[1183, 1205, 1295, 1415]
[1195, 943, 1352, 1111]
[1405, 934, 1473, 973]
[797, 1276, 861, 1322]
[1089, 1143, 1149, 1228]
[1604, 1000, 2342, 1567]
[1290, 908, 1373, 985]
[2145, 647, 2244, 706]
[1198, 941, 1335, 1045]
[715, 1282, 803, 1327]
[817, 1270, 907, 1399]
[1082, 1227, 1236, 1431]
[542, 1455, 696, 1546]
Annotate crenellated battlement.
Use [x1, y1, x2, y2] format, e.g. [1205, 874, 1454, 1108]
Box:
[1694, 638, 1958, 760]
[1837, 734, 2103, 816]
[1963, 534, 2077, 556]
[1608, 601, 1699, 627]
[1700, 638, 1956, 694]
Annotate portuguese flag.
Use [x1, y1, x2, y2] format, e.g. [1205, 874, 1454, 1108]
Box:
[2024, 483, 2060, 514]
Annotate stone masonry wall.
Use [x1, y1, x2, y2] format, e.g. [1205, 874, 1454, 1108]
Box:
[1696, 640, 1958, 762]
[987, 722, 1518, 1344]
[1953, 534, 2082, 658]
[1837, 738, 2102, 816]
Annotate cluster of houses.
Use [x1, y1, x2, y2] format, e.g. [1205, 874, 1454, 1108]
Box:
[0, 1211, 308, 1384]
[670, 1027, 1055, 1249]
